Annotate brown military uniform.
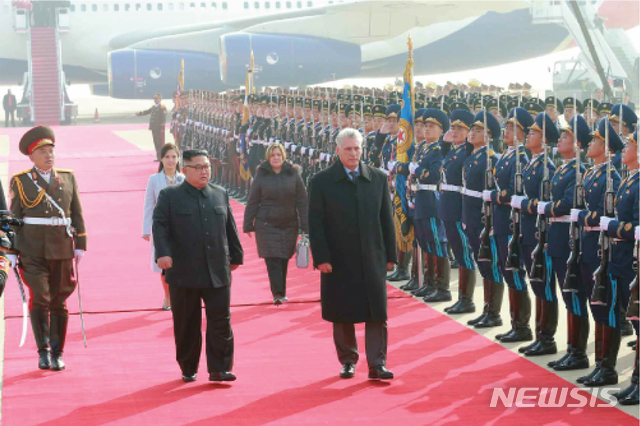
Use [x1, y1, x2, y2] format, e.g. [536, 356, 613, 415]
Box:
[139, 103, 167, 158]
[10, 167, 87, 313]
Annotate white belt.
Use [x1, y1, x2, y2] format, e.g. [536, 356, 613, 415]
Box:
[584, 226, 601, 232]
[549, 216, 571, 223]
[417, 184, 438, 191]
[380, 168, 390, 176]
[613, 238, 625, 242]
[441, 184, 462, 193]
[463, 188, 483, 199]
[23, 217, 71, 227]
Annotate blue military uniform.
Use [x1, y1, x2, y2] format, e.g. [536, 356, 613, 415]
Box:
[439, 108, 477, 314]
[488, 107, 532, 342]
[462, 111, 504, 328]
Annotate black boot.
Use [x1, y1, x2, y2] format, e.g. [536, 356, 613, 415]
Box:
[499, 289, 533, 342]
[520, 297, 542, 353]
[400, 250, 420, 291]
[50, 315, 69, 371]
[30, 310, 51, 370]
[554, 314, 589, 370]
[424, 256, 452, 302]
[621, 320, 634, 337]
[584, 324, 620, 387]
[526, 300, 558, 356]
[412, 253, 435, 296]
[447, 267, 476, 314]
[475, 281, 503, 328]
[388, 249, 411, 282]
[615, 339, 639, 405]
[468, 278, 491, 325]
[578, 323, 603, 383]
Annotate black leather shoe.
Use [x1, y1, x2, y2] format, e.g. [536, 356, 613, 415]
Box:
[423, 289, 452, 302]
[525, 339, 557, 357]
[340, 363, 356, 379]
[496, 329, 516, 341]
[577, 366, 601, 384]
[612, 382, 637, 402]
[38, 350, 51, 370]
[499, 328, 533, 343]
[387, 270, 410, 282]
[400, 276, 419, 290]
[621, 321, 634, 337]
[182, 374, 197, 382]
[548, 351, 571, 368]
[628, 340, 637, 348]
[474, 313, 502, 328]
[583, 367, 618, 387]
[618, 384, 639, 405]
[368, 366, 394, 380]
[467, 313, 487, 326]
[273, 297, 283, 305]
[448, 301, 475, 315]
[519, 340, 539, 354]
[209, 371, 237, 382]
[553, 353, 589, 371]
[444, 300, 461, 313]
[412, 285, 435, 297]
[51, 354, 65, 371]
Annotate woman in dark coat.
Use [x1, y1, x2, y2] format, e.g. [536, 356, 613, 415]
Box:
[243, 143, 309, 304]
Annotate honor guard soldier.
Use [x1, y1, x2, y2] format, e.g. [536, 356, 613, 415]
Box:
[607, 129, 639, 405]
[563, 97, 582, 126]
[463, 111, 505, 328]
[531, 116, 590, 358]
[367, 104, 386, 167]
[136, 92, 167, 160]
[568, 118, 623, 383]
[439, 107, 478, 315]
[512, 112, 558, 354]
[598, 102, 613, 120]
[523, 100, 543, 121]
[409, 108, 451, 302]
[610, 103, 637, 173]
[544, 96, 564, 123]
[485, 107, 533, 342]
[8, 126, 87, 371]
[560, 118, 622, 372]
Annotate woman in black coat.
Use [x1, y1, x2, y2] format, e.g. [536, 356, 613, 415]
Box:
[243, 143, 309, 304]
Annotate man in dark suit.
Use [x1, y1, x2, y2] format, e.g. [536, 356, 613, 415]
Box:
[137, 93, 167, 160]
[3, 89, 17, 127]
[153, 149, 243, 382]
[308, 128, 397, 381]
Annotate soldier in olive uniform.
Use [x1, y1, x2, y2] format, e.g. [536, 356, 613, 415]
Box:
[136, 93, 168, 160]
[8, 126, 87, 371]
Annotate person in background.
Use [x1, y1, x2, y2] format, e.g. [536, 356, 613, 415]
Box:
[3, 89, 17, 127]
[136, 93, 167, 161]
[243, 143, 308, 305]
[143, 143, 184, 310]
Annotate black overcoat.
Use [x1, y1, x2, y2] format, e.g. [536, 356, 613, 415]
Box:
[243, 161, 309, 259]
[152, 181, 243, 288]
[308, 161, 397, 323]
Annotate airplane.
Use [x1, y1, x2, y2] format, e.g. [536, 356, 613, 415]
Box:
[0, 0, 637, 100]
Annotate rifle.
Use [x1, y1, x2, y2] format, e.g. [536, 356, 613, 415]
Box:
[592, 117, 614, 305]
[478, 108, 494, 262]
[529, 113, 553, 282]
[506, 108, 524, 271]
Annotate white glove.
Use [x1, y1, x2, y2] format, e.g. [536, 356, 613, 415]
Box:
[482, 190, 493, 202]
[599, 216, 613, 230]
[387, 160, 397, 171]
[409, 162, 419, 175]
[537, 201, 549, 215]
[636, 226, 640, 241]
[74, 249, 85, 263]
[6, 254, 17, 268]
[511, 195, 525, 209]
[570, 208, 582, 223]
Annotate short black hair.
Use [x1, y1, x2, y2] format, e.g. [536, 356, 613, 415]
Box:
[182, 149, 209, 162]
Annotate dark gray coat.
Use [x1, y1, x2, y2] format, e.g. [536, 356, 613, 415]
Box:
[243, 161, 309, 259]
[152, 181, 243, 288]
[308, 161, 397, 323]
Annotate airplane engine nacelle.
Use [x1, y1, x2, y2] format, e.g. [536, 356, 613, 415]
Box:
[220, 33, 361, 87]
[108, 49, 230, 99]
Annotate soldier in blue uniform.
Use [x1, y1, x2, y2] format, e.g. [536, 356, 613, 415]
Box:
[607, 129, 639, 404]
[553, 118, 622, 373]
[409, 108, 451, 302]
[610, 103, 637, 173]
[512, 112, 558, 354]
[440, 107, 478, 314]
[562, 97, 582, 127]
[562, 118, 623, 383]
[528, 116, 590, 357]
[366, 105, 386, 167]
[485, 107, 533, 342]
[463, 111, 505, 328]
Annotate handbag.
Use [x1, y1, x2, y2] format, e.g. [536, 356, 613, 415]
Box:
[296, 234, 310, 269]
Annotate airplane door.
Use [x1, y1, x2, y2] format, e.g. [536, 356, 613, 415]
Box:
[58, 9, 70, 31]
[369, 12, 389, 37]
[14, 9, 27, 32]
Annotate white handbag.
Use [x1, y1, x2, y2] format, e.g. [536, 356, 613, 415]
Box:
[296, 235, 310, 268]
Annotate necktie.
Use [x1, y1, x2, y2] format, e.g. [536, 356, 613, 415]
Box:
[8, 96, 11, 108]
[349, 170, 358, 182]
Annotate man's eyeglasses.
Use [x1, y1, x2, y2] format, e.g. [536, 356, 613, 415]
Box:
[184, 164, 211, 172]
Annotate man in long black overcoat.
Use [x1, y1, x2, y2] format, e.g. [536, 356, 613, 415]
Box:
[308, 128, 397, 380]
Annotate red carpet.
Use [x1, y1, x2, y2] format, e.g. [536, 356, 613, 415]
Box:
[1, 125, 637, 425]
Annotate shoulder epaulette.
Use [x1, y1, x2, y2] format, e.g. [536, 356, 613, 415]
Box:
[14, 169, 32, 177]
[488, 149, 495, 156]
[55, 168, 74, 173]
